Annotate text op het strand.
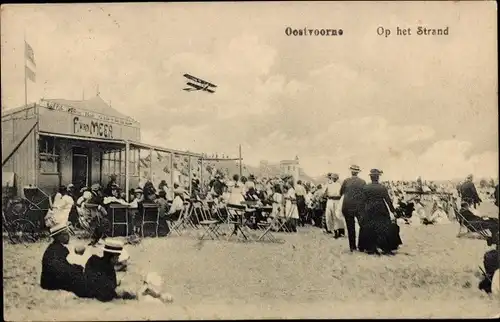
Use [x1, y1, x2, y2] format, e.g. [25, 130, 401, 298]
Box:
[377, 26, 450, 37]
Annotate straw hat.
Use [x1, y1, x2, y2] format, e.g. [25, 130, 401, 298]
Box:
[369, 169, 383, 175]
[102, 238, 124, 254]
[349, 165, 361, 172]
[49, 222, 70, 237]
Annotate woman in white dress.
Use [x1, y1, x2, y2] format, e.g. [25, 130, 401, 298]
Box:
[284, 182, 299, 232]
[271, 184, 284, 219]
[228, 174, 246, 206]
[51, 186, 75, 226]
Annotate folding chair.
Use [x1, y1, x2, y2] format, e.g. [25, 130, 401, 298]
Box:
[276, 203, 293, 233]
[453, 207, 495, 239]
[109, 204, 130, 237]
[226, 204, 252, 241]
[141, 204, 160, 238]
[256, 213, 284, 243]
[197, 201, 223, 240]
[167, 202, 191, 236]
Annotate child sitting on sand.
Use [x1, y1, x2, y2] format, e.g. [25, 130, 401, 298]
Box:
[137, 272, 174, 304]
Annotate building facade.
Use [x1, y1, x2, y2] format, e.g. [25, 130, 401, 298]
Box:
[2, 96, 202, 200]
[280, 156, 300, 182]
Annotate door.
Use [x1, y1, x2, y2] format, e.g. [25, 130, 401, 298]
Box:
[72, 147, 89, 191]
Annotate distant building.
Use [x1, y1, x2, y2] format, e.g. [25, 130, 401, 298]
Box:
[280, 156, 300, 182]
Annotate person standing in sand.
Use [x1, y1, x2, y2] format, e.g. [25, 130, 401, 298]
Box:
[340, 165, 366, 252]
[360, 169, 399, 255]
[323, 173, 343, 238]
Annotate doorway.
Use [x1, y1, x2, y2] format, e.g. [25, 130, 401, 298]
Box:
[72, 147, 90, 191]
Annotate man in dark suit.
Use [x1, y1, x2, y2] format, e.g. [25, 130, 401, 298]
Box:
[340, 165, 366, 252]
[460, 174, 482, 208]
[84, 239, 136, 302]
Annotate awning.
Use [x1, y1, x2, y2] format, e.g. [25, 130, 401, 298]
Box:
[39, 131, 127, 145]
[128, 140, 202, 158]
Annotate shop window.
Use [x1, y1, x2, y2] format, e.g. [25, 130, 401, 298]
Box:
[102, 150, 122, 176]
[129, 149, 139, 176]
[39, 136, 60, 174]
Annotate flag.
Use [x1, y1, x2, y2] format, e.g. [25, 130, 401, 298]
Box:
[24, 41, 36, 83]
[25, 41, 36, 66]
[25, 66, 36, 82]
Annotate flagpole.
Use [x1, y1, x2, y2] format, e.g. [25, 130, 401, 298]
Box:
[24, 31, 28, 107]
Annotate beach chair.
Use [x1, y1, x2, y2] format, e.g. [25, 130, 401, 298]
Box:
[453, 208, 495, 239]
[141, 204, 160, 238]
[197, 201, 223, 240]
[109, 204, 130, 237]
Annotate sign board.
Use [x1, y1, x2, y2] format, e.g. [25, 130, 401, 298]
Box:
[38, 100, 141, 141]
[39, 100, 138, 126]
[73, 116, 114, 139]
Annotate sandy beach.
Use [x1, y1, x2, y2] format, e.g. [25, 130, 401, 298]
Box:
[3, 202, 499, 320]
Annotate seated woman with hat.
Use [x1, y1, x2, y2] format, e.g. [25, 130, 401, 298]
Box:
[83, 238, 137, 302]
[40, 222, 86, 297]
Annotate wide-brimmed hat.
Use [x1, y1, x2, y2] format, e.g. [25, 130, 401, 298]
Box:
[349, 165, 361, 172]
[82, 191, 92, 200]
[102, 238, 124, 254]
[134, 188, 143, 194]
[327, 173, 339, 180]
[49, 222, 70, 237]
[369, 169, 383, 176]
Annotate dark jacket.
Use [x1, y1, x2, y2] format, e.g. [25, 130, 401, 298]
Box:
[362, 183, 395, 217]
[84, 255, 118, 302]
[340, 176, 366, 212]
[460, 181, 482, 205]
[212, 179, 225, 197]
[40, 242, 86, 296]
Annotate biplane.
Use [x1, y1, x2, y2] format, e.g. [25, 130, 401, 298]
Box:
[183, 74, 217, 93]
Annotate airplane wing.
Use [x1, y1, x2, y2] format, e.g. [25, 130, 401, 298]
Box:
[184, 74, 217, 88]
[185, 82, 203, 90]
[204, 88, 215, 93]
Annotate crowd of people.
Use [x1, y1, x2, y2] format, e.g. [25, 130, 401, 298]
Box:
[39, 165, 499, 302]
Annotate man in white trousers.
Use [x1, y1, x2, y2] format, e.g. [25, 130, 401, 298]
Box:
[323, 173, 345, 238]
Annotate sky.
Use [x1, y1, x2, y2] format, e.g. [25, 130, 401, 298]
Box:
[1, 2, 498, 181]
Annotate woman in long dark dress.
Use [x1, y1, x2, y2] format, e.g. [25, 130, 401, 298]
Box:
[360, 169, 402, 255]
